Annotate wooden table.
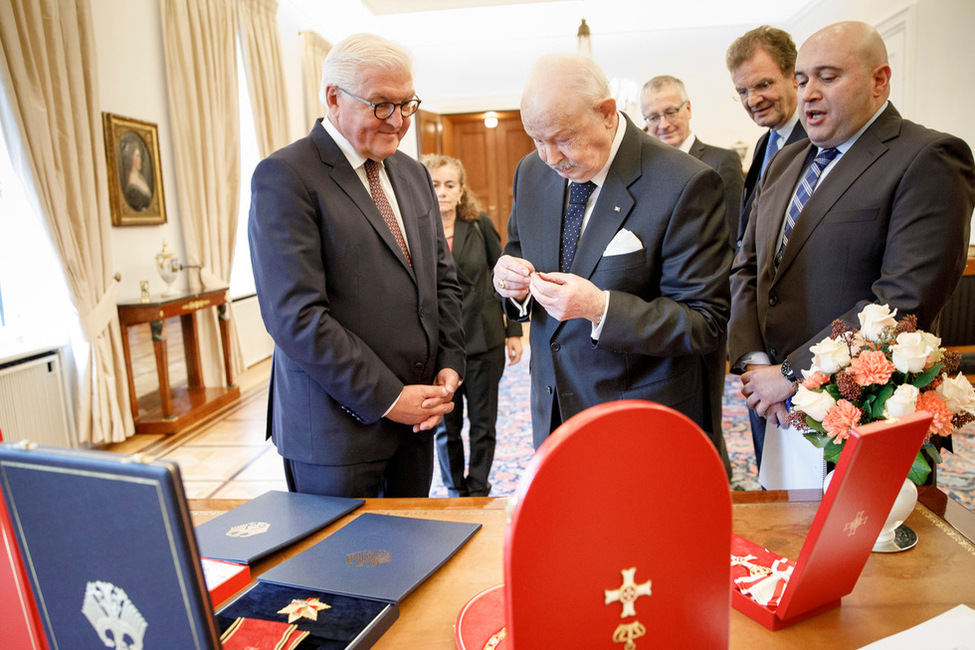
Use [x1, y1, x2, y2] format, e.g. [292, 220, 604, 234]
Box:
[118, 288, 239, 434]
[190, 488, 975, 648]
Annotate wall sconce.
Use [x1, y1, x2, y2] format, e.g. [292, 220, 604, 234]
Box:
[577, 18, 592, 57]
[483, 111, 499, 129]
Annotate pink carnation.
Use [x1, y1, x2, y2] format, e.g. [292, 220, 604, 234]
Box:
[802, 372, 831, 390]
[848, 349, 896, 386]
[917, 391, 954, 437]
[822, 399, 862, 440]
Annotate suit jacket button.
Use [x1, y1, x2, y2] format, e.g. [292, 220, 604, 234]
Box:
[769, 295, 778, 306]
[414, 362, 424, 372]
[769, 347, 777, 358]
[546, 385, 553, 394]
[550, 342, 561, 352]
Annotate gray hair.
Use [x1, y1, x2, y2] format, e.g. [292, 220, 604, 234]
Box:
[641, 75, 689, 102]
[319, 33, 413, 106]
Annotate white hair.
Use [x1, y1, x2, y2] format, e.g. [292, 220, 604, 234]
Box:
[319, 33, 413, 107]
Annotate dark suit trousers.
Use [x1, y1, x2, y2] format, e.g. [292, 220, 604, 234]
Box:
[435, 345, 505, 497]
[749, 408, 766, 470]
[283, 434, 434, 498]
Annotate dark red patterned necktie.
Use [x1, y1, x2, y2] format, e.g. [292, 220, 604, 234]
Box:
[364, 158, 412, 268]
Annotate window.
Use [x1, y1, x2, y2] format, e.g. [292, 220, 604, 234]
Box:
[229, 39, 261, 300]
[0, 121, 74, 342]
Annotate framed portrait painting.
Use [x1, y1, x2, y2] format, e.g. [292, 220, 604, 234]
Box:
[102, 112, 167, 226]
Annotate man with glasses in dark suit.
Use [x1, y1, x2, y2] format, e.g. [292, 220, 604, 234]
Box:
[249, 33, 465, 498]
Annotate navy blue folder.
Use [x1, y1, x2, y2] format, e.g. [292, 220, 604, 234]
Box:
[0, 443, 220, 649]
[194, 490, 363, 565]
[216, 513, 481, 648]
[259, 512, 482, 601]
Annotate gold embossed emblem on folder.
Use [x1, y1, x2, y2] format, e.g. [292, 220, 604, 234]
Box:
[345, 549, 391, 568]
[226, 521, 270, 538]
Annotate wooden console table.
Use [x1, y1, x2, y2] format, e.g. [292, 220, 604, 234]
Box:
[118, 288, 239, 434]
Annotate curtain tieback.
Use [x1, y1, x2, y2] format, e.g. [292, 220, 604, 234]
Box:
[80, 279, 120, 342]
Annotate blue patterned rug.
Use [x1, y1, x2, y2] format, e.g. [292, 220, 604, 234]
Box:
[431, 346, 975, 510]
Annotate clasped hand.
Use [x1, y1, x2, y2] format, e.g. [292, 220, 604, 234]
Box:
[387, 368, 460, 433]
[740, 364, 796, 426]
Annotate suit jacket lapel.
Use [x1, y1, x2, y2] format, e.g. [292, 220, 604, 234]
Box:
[776, 107, 898, 275]
[379, 156, 419, 280]
[689, 137, 706, 161]
[312, 127, 417, 280]
[538, 172, 568, 274]
[452, 219, 474, 282]
[565, 119, 641, 279]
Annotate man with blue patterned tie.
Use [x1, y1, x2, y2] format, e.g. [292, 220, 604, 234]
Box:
[729, 21, 975, 487]
[493, 53, 732, 456]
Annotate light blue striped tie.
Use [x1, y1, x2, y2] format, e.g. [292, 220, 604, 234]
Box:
[775, 147, 839, 267]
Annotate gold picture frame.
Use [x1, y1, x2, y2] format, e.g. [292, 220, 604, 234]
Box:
[102, 112, 167, 226]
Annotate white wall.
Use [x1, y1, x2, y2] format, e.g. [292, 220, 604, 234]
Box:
[89, 0, 974, 305]
[93, 0, 186, 302]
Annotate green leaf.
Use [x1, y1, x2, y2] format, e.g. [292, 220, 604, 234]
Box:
[912, 363, 944, 389]
[907, 450, 931, 486]
[803, 432, 830, 448]
[871, 384, 895, 419]
[804, 415, 827, 434]
[825, 384, 842, 400]
[922, 442, 943, 465]
[824, 439, 845, 465]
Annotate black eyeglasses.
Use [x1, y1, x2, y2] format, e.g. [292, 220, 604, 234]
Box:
[644, 100, 687, 125]
[337, 87, 421, 120]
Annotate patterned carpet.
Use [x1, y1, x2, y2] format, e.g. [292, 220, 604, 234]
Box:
[431, 346, 975, 510]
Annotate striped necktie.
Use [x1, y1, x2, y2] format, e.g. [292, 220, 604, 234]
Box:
[775, 147, 839, 268]
[364, 158, 412, 268]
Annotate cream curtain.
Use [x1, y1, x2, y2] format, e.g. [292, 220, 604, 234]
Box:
[160, 0, 245, 385]
[237, 0, 290, 157]
[300, 30, 332, 127]
[0, 0, 134, 444]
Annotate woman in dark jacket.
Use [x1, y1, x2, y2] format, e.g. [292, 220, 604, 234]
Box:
[421, 155, 523, 496]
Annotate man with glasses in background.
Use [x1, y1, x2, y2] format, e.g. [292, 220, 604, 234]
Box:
[249, 33, 465, 498]
[639, 75, 740, 478]
[640, 75, 743, 251]
[725, 25, 806, 472]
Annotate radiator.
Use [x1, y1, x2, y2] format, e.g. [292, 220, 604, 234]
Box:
[0, 352, 73, 447]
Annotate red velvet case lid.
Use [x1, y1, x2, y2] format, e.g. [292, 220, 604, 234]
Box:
[733, 411, 932, 630]
[460, 400, 733, 648]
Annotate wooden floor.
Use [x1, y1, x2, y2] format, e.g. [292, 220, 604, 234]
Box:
[104, 317, 286, 499]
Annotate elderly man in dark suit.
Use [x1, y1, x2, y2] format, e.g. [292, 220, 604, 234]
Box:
[248, 34, 465, 498]
[730, 21, 975, 486]
[493, 54, 732, 466]
[725, 25, 806, 470]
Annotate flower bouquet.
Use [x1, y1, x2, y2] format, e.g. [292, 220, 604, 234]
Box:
[788, 304, 975, 485]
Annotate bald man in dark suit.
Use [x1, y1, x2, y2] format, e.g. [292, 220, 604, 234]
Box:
[729, 22, 975, 486]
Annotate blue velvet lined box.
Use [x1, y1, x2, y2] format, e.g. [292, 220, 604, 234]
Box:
[0, 443, 220, 649]
[195, 490, 363, 565]
[216, 513, 481, 648]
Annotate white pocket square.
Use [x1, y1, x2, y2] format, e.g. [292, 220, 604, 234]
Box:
[603, 229, 643, 256]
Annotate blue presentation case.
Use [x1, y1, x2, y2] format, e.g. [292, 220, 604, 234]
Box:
[217, 512, 482, 648]
[195, 490, 364, 565]
[0, 443, 220, 649]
